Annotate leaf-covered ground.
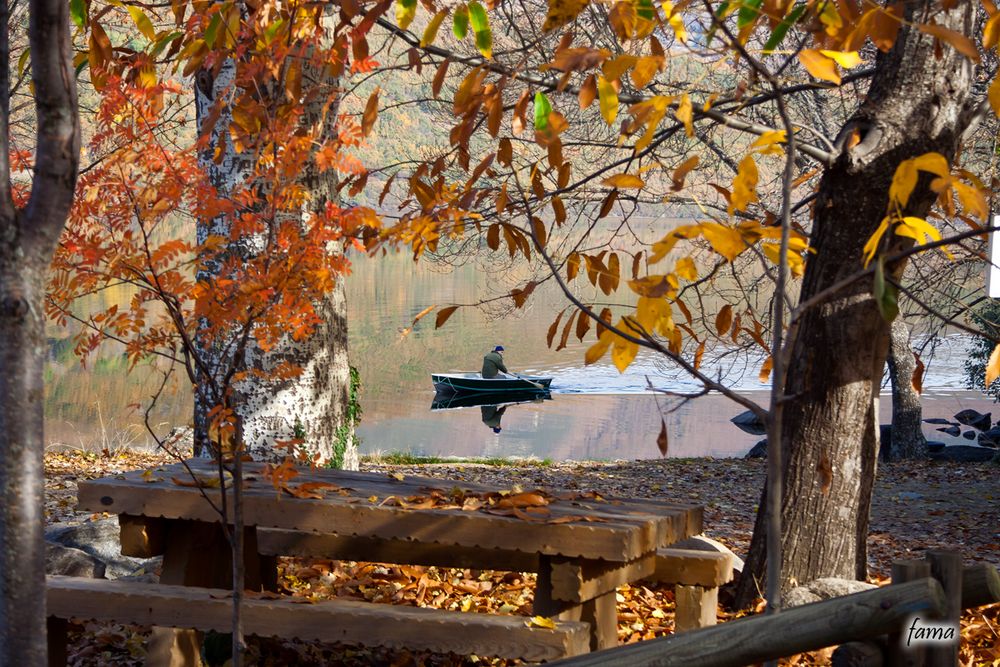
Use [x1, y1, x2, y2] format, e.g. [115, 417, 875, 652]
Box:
[45, 450, 1000, 665]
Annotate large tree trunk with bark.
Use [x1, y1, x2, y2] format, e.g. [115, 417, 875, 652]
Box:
[736, 0, 977, 606]
[192, 56, 357, 468]
[0, 0, 80, 660]
[886, 319, 926, 460]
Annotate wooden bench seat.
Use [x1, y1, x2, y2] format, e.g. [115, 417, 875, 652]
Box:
[46, 575, 590, 663]
[645, 548, 734, 632]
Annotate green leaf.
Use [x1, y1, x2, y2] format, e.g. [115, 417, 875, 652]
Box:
[421, 9, 448, 47]
[149, 31, 183, 58]
[737, 0, 762, 28]
[534, 92, 552, 130]
[763, 4, 805, 53]
[127, 6, 156, 41]
[453, 5, 469, 39]
[467, 2, 491, 58]
[203, 13, 222, 48]
[263, 18, 286, 44]
[873, 258, 898, 322]
[70, 0, 87, 29]
[635, 0, 654, 22]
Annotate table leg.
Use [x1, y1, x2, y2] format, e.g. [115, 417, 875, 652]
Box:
[146, 520, 272, 667]
[534, 555, 619, 652]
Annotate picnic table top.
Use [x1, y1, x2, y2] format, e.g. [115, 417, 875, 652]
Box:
[78, 459, 703, 562]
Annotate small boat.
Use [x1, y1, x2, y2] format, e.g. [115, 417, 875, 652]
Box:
[431, 390, 552, 411]
[431, 372, 553, 395]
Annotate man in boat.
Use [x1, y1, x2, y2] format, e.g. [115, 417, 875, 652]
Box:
[481, 403, 507, 433]
[481, 345, 509, 379]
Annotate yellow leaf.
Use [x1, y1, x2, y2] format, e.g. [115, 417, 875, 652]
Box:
[988, 76, 1000, 117]
[702, 222, 748, 262]
[729, 155, 758, 215]
[611, 331, 639, 372]
[542, 0, 589, 33]
[894, 216, 942, 245]
[631, 55, 662, 89]
[602, 173, 644, 189]
[985, 12, 1000, 50]
[818, 50, 861, 68]
[421, 9, 449, 46]
[603, 54, 637, 82]
[986, 344, 1000, 388]
[798, 49, 840, 85]
[126, 7, 156, 41]
[862, 216, 890, 267]
[675, 93, 693, 137]
[674, 256, 697, 281]
[597, 76, 618, 125]
[750, 130, 786, 155]
[585, 330, 614, 364]
[671, 155, 699, 191]
[889, 152, 949, 209]
[528, 616, 557, 629]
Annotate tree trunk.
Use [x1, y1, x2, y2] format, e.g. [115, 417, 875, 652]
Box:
[192, 57, 357, 468]
[0, 0, 80, 660]
[886, 319, 926, 460]
[736, 0, 977, 606]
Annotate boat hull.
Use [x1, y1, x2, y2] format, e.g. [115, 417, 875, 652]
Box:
[431, 373, 553, 395]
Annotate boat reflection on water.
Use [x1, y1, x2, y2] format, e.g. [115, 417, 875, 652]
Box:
[430, 391, 553, 434]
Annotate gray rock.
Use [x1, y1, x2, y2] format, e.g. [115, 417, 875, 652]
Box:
[954, 409, 992, 431]
[923, 418, 953, 425]
[46, 543, 106, 578]
[929, 445, 999, 463]
[785, 578, 877, 608]
[978, 428, 1000, 448]
[744, 439, 767, 459]
[731, 410, 767, 436]
[963, 430, 977, 440]
[671, 535, 745, 575]
[936, 425, 961, 437]
[45, 517, 160, 580]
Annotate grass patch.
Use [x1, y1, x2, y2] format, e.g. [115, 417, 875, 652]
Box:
[362, 452, 553, 467]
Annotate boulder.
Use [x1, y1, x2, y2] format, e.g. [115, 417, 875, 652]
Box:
[784, 578, 877, 608]
[978, 428, 1000, 448]
[963, 430, 977, 440]
[45, 543, 106, 578]
[671, 535, 745, 575]
[929, 445, 999, 463]
[744, 439, 767, 459]
[731, 410, 767, 436]
[923, 418, 952, 425]
[954, 409, 991, 431]
[45, 517, 160, 580]
[927, 441, 946, 453]
[936, 425, 961, 437]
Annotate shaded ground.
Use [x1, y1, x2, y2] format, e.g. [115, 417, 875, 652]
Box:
[44, 451, 1000, 665]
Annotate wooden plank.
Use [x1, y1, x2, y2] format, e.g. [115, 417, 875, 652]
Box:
[46, 576, 590, 662]
[926, 551, 961, 667]
[647, 548, 733, 587]
[258, 529, 540, 572]
[548, 554, 656, 603]
[674, 584, 718, 632]
[887, 560, 930, 667]
[544, 578, 947, 667]
[77, 461, 699, 562]
[832, 641, 885, 667]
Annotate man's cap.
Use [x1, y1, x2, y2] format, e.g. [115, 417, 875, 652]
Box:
[494, 345, 504, 352]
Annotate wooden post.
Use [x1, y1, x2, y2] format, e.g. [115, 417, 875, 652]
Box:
[960, 563, 1000, 609]
[46, 617, 68, 667]
[925, 551, 962, 667]
[831, 641, 885, 667]
[535, 555, 620, 652]
[674, 584, 718, 632]
[887, 560, 931, 667]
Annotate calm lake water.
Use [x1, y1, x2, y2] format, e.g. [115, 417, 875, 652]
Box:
[45, 251, 997, 460]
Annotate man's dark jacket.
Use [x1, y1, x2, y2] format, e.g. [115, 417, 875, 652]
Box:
[481, 351, 507, 378]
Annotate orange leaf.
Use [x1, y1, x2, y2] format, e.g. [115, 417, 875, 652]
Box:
[602, 173, 644, 189]
[715, 304, 733, 336]
[918, 23, 981, 63]
[798, 49, 840, 84]
[986, 343, 1000, 387]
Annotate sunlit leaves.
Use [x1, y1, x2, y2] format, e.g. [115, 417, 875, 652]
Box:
[396, 0, 417, 30]
[602, 173, 644, 189]
[543, 0, 589, 33]
[675, 93, 693, 137]
[467, 3, 493, 59]
[985, 344, 1000, 388]
[729, 155, 758, 215]
[888, 152, 949, 210]
[534, 92, 553, 131]
[422, 10, 449, 47]
[453, 5, 470, 39]
[362, 88, 380, 137]
[671, 156, 699, 191]
[70, 0, 87, 28]
[798, 49, 861, 85]
[597, 76, 618, 125]
[126, 7, 157, 42]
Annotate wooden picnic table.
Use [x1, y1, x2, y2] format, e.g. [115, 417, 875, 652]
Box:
[76, 459, 703, 664]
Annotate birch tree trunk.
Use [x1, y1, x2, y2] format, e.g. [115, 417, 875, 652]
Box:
[736, 0, 978, 605]
[192, 56, 357, 468]
[0, 0, 80, 660]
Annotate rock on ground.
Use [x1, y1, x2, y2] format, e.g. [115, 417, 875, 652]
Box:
[46, 543, 106, 578]
[929, 445, 999, 463]
[45, 517, 160, 580]
[784, 578, 877, 608]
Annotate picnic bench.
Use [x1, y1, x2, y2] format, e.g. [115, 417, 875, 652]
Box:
[51, 459, 704, 666]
